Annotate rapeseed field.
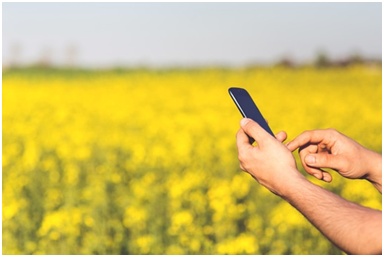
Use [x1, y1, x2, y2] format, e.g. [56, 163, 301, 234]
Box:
[2, 66, 381, 254]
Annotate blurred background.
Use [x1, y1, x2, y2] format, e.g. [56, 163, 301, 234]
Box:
[2, 2, 382, 254]
[3, 2, 382, 69]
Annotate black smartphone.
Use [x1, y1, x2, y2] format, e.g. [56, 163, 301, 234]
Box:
[228, 87, 274, 142]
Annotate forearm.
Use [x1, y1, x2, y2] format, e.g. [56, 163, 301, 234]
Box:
[280, 172, 382, 254]
[364, 150, 382, 193]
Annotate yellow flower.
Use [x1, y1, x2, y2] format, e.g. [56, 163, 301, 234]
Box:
[2, 66, 381, 254]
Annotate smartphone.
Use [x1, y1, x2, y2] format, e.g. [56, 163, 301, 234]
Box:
[228, 87, 274, 142]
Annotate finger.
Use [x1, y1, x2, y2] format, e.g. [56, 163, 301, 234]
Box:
[275, 131, 287, 143]
[298, 144, 325, 180]
[236, 128, 251, 147]
[236, 128, 253, 163]
[240, 118, 271, 147]
[318, 143, 331, 154]
[304, 154, 337, 182]
[287, 130, 329, 152]
[306, 168, 333, 182]
[304, 153, 347, 172]
[322, 171, 333, 182]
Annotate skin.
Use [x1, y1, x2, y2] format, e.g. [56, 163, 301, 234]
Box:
[286, 128, 382, 193]
[236, 118, 382, 254]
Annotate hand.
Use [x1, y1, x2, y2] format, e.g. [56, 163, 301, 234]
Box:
[236, 118, 302, 196]
[287, 129, 382, 190]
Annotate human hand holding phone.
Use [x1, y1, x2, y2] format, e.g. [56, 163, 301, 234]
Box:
[229, 87, 298, 195]
[236, 118, 300, 196]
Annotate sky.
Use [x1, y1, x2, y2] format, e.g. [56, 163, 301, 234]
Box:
[2, 2, 382, 68]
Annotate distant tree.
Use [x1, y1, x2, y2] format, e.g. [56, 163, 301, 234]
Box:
[348, 52, 363, 65]
[275, 56, 295, 68]
[314, 50, 330, 68]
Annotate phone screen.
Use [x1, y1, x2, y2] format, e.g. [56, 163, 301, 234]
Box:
[228, 87, 274, 138]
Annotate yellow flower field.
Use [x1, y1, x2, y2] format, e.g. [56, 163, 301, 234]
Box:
[2, 66, 382, 254]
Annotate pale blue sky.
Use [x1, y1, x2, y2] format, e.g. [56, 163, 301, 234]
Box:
[2, 2, 382, 68]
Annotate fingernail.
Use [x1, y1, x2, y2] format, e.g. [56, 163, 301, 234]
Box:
[314, 173, 322, 180]
[240, 118, 250, 127]
[305, 155, 316, 164]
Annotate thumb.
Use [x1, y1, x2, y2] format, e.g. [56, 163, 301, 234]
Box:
[304, 153, 344, 171]
[240, 118, 269, 146]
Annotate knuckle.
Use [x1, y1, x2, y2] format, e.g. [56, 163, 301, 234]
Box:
[300, 130, 312, 141]
[326, 128, 340, 140]
[326, 128, 338, 135]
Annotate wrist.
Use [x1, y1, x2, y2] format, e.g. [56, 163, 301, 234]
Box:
[275, 168, 308, 199]
[364, 150, 382, 192]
